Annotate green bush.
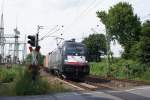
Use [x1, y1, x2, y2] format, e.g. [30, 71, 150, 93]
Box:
[0, 68, 17, 83]
[0, 65, 68, 96]
[141, 69, 150, 80]
[90, 58, 147, 80]
[15, 69, 67, 95]
[90, 61, 107, 76]
[15, 69, 50, 95]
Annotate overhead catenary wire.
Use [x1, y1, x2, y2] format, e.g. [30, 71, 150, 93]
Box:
[41, 0, 106, 54]
[39, 29, 60, 41]
[63, 0, 97, 33]
[63, 0, 105, 39]
[39, 25, 64, 41]
[39, 25, 58, 40]
[40, 0, 104, 43]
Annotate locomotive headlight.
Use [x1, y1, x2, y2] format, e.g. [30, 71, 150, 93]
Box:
[64, 59, 68, 63]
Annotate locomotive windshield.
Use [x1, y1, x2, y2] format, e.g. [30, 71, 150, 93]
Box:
[65, 44, 85, 56]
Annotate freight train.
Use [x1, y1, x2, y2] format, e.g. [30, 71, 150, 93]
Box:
[43, 39, 89, 80]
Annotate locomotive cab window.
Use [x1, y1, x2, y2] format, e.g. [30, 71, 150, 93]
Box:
[65, 44, 85, 56]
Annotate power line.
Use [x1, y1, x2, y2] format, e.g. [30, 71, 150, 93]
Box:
[39, 25, 63, 41]
[78, 0, 102, 17]
[64, 0, 97, 32]
[39, 25, 58, 40]
[63, 0, 105, 38]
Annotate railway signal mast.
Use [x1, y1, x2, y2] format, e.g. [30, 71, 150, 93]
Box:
[27, 25, 43, 80]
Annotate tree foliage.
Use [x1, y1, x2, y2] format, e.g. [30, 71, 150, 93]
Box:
[82, 34, 106, 62]
[97, 2, 141, 59]
[138, 20, 150, 68]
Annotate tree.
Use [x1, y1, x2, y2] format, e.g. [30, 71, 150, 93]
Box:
[82, 34, 106, 62]
[138, 20, 150, 68]
[97, 2, 141, 59]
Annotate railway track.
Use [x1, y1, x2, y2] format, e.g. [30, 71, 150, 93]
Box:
[42, 69, 150, 92]
[58, 75, 150, 91]
[82, 75, 150, 91]
[55, 78, 98, 91]
[65, 80, 98, 91]
[42, 69, 112, 91]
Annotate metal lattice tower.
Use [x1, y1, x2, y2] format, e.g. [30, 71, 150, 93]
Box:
[13, 27, 20, 63]
[0, 14, 26, 64]
[8, 44, 12, 55]
[0, 0, 26, 64]
[22, 34, 26, 62]
[0, 13, 5, 63]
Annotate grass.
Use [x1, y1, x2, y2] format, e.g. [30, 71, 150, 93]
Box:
[0, 65, 69, 96]
[0, 68, 17, 83]
[47, 81, 69, 94]
[90, 58, 150, 81]
[0, 65, 23, 83]
[90, 61, 107, 77]
[0, 82, 16, 96]
[15, 69, 69, 95]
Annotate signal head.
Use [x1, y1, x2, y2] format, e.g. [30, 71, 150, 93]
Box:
[27, 35, 36, 47]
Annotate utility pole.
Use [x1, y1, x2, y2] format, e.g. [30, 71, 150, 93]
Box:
[37, 25, 44, 47]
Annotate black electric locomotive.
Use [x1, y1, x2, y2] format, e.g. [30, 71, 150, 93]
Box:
[47, 39, 89, 79]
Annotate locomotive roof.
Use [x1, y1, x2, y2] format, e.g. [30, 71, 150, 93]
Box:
[63, 41, 84, 47]
[48, 40, 85, 55]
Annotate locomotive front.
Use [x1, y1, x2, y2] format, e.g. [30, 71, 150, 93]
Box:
[62, 41, 89, 79]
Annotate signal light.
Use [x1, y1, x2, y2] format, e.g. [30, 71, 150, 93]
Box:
[29, 47, 33, 52]
[35, 46, 40, 52]
[27, 35, 36, 47]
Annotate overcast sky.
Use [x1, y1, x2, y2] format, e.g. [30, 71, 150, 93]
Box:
[1, 0, 150, 57]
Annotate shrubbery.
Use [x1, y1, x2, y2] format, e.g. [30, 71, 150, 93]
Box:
[0, 67, 18, 83]
[15, 69, 50, 95]
[14, 68, 68, 95]
[90, 61, 107, 76]
[0, 65, 68, 96]
[90, 58, 150, 81]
